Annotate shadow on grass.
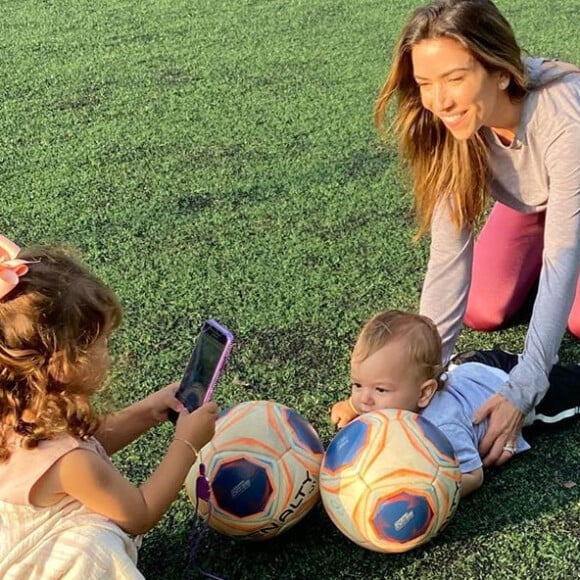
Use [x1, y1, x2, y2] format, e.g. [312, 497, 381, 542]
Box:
[138, 321, 580, 579]
[452, 418, 580, 530]
[138, 502, 413, 580]
[137, 423, 579, 579]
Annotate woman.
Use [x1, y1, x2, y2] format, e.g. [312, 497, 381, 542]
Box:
[374, 0, 580, 466]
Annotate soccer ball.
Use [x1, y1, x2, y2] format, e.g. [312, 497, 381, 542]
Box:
[320, 409, 461, 553]
[185, 400, 324, 540]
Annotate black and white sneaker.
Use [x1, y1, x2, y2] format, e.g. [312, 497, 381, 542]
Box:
[534, 364, 580, 424]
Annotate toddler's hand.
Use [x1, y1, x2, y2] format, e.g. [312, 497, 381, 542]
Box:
[331, 399, 358, 429]
[175, 401, 219, 452]
[141, 382, 185, 424]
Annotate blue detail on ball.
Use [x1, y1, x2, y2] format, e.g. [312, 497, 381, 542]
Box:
[372, 492, 432, 543]
[285, 409, 324, 454]
[212, 458, 273, 518]
[218, 406, 233, 419]
[416, 416, 456, 459]
[324, 420, 369, 472]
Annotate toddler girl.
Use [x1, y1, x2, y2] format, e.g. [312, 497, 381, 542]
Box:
[0, 235, 218, 579]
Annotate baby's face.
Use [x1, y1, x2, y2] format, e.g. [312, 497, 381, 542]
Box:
[350, 338, 424, 414]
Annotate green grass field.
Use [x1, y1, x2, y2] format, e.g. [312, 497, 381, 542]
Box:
[2, 0, 579, 578]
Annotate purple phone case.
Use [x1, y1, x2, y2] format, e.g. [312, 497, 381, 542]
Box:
[201, 318, 234, 404]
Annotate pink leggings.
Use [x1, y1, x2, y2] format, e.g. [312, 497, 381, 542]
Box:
[464, 202, 580, 338]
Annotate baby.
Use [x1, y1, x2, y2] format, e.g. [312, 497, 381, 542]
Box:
[331, 310, 580, 497]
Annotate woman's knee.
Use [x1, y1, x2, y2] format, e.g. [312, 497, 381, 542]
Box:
[567, 279, 580, 339]
[567, 313, 580, 339]
[464, 297, 508, 331]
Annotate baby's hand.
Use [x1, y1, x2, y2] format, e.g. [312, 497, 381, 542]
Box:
[331, 399, 358, 429]
[175, 401, 219, 452]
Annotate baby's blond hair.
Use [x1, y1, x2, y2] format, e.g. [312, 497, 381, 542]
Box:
[353, 310, 445, 387]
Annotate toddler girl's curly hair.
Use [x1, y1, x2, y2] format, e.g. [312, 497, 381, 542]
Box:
[0, 246, 122, 462]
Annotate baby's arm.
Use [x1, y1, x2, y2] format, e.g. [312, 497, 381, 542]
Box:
[434, 421, 484, 497]
[460, 468, 484, 497]
[53, 402, 218, 535]
[95, 383, 184, 455]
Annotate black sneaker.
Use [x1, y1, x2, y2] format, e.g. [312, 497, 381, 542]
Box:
[535, 364, 580, 424]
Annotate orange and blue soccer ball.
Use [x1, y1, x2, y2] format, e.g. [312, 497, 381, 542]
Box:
[185, 400, 324, 540]
[320, 409, 461, 553]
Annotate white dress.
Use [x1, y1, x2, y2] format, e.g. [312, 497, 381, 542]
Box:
[0, 433, 144, 579]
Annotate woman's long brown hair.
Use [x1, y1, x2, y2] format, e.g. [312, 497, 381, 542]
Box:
[374, 0, 528, 238]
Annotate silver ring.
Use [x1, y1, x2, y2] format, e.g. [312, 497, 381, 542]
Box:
[502, 444, 517, 454]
